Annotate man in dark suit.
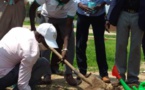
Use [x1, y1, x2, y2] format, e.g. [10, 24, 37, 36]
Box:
[107, 0, 145, 85]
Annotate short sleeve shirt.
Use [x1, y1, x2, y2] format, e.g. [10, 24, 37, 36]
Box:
[35, 0, 78, 18]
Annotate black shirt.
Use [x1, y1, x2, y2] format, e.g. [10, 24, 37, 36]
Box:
[123, 0, 140, 11]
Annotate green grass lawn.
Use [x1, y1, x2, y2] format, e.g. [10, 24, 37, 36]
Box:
[23, 20, 30, 25]
[23, 21, 144, 72]
[72, 34, 144, 72]
[72, 37, 117, 72]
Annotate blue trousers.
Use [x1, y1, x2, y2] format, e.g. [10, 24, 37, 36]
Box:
[76, 13, 108, 77]
[0, 57, 51, 90]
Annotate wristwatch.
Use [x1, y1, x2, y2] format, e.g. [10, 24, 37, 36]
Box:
[61, 48, 68, 51]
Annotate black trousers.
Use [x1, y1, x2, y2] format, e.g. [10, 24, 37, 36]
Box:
[76, 13, 108, 77]
[142, 33, 145, 58]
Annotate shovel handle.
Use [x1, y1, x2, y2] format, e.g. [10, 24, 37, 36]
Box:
[49, 47, 92, 86]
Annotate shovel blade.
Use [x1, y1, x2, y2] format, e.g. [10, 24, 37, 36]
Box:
[78, 75, 110, 90]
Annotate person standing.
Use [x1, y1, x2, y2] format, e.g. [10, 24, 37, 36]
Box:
[0, 23, 58, 90]
[29, 0, 78, 86]
[76, 0, 111, 83]
[0, 0, 26, 39]
[107, 0, 145, 85]
[36, 4, 62, 75]
[142, 34, 145, 59]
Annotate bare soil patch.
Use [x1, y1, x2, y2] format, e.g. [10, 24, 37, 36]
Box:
[6, 62, 145, 90]
[35, 70, 145, 90]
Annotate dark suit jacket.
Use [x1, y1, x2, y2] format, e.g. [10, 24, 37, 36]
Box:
[109, 0, 145, 31]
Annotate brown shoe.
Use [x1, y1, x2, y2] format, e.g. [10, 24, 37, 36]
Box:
[64, 74, 77, 86]
[38, 74, 52, 85]
[101, 76, 111, 83]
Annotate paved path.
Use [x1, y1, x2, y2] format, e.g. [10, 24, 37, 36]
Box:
[23, 25, 116, 36]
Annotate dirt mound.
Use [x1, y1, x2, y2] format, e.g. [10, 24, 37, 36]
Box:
[6, 62, 145, 90]
[6, 72, 145, 90]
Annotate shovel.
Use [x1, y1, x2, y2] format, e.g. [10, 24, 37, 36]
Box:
[49, 47, 111, 90]
[49, 47, 93, 86]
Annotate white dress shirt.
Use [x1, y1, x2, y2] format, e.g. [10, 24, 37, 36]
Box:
[0, 27, 40, 90]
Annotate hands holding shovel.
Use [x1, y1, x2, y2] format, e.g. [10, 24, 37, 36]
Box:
[49, 47, 93, 86]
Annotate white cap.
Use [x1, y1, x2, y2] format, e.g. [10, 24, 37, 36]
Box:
[36, 23, 58, 48]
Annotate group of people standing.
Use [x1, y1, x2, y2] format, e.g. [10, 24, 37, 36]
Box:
[0, 0, 145, 90]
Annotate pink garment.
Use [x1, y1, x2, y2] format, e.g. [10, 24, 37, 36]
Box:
[0, 27, 40, 90]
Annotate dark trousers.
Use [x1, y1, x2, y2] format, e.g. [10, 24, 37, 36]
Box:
[76, 13, 108, 77]
[142, 33, 145, 58]
[0, 57, 51, 90]
[41, 18, 75, 74]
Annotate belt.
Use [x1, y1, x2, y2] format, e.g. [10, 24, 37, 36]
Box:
[124, 9, 138, 13]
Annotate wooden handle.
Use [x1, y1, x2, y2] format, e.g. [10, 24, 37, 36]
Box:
[49, 47, 92, 86]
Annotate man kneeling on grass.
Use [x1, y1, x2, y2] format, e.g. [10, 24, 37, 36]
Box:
[0, 23, 58, 90]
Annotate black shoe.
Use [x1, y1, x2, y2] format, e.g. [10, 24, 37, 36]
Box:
[38, 74, 52, 85]
[64, 74, 78, 86]
[126, 81, 140, 88]
[76, 73, 92, 85]
[76, 77, 82, 85]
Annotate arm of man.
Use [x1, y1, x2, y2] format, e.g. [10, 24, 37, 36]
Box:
[105, 0, 116, 30]
[78, 2, 92, 12]
[62, 17, 73, 58]
[61, 2, 77, 58]
[29, 0, 50, 30]
[106, 0, 116, 21]
[18, 40, 39, 90]
[93, 0, 111, 13]
[29, 1, 40, 31]
[61, 17, 74, 59]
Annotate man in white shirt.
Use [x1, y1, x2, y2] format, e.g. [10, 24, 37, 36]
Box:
[29, 0, 78, 86]
[0, 23, 58, 90]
